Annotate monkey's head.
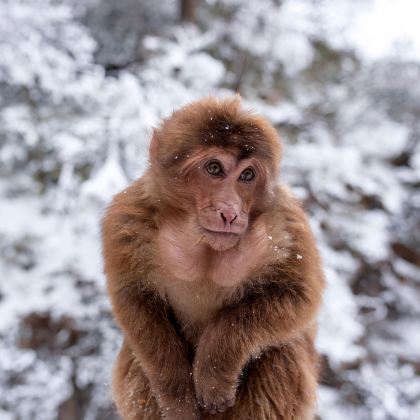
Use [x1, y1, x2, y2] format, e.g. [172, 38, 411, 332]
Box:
[149, 96, 282, 251]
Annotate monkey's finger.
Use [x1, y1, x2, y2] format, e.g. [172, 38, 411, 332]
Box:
[216, 403, 227, 413]
[216, 396, 234, 413]
[208, 402, 217, 412]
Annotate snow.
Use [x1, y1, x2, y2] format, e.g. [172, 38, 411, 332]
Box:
[318, 265, 366, 365]
[348, 0, 420, 61]
[1, 0, 420, 419]
[82, 156, 128, 201]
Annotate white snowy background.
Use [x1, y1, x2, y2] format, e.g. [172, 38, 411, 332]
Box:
[0, 0, 420, 419]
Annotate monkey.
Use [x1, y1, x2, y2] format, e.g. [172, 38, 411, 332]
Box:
[102, 96, 325, 420]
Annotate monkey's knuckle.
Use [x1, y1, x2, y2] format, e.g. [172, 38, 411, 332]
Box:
[196, 378, 236, 414]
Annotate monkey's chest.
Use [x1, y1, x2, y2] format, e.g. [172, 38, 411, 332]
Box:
[155, 225, 269, 330]
[162, 278, 230, 329]
[157, 234, 266, 287]
[156, 240, 238, 324]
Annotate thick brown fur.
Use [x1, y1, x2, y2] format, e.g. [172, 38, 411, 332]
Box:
[102, 96, 325, 420]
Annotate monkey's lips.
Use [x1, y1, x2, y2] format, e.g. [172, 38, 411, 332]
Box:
[200, 227, 242, 250]
[202, 227, 241, 237]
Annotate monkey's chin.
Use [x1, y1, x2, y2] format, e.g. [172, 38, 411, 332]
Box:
[201, 229, 241, 251]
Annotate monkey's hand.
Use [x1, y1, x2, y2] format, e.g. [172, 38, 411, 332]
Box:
[193, 335, 239, 414]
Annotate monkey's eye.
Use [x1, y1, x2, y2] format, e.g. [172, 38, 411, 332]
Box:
[206, 160, 224, 177]
[239, 167, 255, 183]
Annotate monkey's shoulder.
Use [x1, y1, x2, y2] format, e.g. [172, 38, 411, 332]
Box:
[101, 178, 160, 281]
[103, 177, 158, 236]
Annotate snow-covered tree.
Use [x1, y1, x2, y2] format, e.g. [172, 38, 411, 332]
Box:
[1, 1, 419, 419]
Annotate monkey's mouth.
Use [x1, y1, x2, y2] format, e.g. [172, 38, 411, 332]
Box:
[201, 227, 241, 238]
[200, 227, 241, 250]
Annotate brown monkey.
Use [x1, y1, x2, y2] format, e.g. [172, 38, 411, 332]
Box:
[102, 96, 325, 420]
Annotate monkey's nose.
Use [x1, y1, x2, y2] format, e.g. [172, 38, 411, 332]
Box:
[220, 211, 238, 225]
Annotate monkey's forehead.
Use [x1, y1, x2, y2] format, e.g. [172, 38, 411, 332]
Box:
[155, 97, 282, 171]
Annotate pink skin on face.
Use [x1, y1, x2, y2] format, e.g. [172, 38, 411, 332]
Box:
[195, 150, 257, 240]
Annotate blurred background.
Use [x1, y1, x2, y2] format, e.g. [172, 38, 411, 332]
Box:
[1, 0, 420, 419]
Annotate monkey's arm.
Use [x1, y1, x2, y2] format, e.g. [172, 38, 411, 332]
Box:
[109, 283, 199, 419]
[194, 212, 324, 413]
[103, 185, 199, 419]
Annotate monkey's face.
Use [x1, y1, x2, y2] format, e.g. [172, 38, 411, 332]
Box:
[150, 97, 281, 251]
[182, 148, 267, 251]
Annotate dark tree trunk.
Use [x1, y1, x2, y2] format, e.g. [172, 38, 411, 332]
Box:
[180, 0, 198, 23]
